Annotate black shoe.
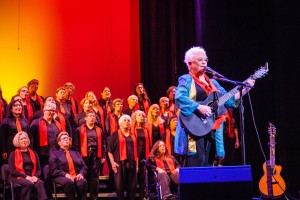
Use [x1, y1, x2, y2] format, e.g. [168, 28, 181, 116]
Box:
[163, 194, 176, 200]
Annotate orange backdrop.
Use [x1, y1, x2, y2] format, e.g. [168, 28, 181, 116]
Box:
[0, 0, 140, 109]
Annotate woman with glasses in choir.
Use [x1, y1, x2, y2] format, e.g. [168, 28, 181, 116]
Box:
[0, 99, 28, 164]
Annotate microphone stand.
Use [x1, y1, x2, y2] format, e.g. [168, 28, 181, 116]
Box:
[212, 75, 253, 165]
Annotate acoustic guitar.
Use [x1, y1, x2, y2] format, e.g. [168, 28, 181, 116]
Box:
[179, 63, 269, 136]
[259, 122, 286, 198]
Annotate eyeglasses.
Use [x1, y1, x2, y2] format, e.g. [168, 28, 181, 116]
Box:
[13, 104, 22, 107]
[195, 57, 209, 62]
[86, 115, 96, 118]
[45, 109, 56, 113]
[21, 89, 28, 93]
[60, 137, 70, 141]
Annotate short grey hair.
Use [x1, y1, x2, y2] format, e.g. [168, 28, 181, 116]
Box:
[118, 114, 131, 125]
[127, 95, 138, 102]
[13, 132, 30, 148]
[44, 102, 56, 111]
[184, 46, 207, 68]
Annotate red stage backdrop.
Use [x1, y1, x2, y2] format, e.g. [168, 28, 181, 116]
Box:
[0, 0, 140, 109]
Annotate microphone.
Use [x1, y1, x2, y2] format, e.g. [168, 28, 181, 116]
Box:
[204, 66, 225, 78]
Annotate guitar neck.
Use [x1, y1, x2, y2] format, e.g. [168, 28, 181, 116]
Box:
[217, 86, 240, 107]
[270, 134, 276, 168]
[216, 64, 269, 108]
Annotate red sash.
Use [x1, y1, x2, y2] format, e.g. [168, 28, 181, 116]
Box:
[147, 123, 165, 147]
[118, 130, 137, 161]
[70, 96, 77, 116]
[97, 105, 105, 130]
[14, 148, 37, 177]
[56, 111, 66, 132]
[132, 127, 150, 158]
[80, 125, 103, 158]
[135, 99, 150, 114]
[16, 118, 22, 132]
[165, 129, 172, 154]
[109, 114, 119, 135]
[39, 119, 62, 146]
[155, 157, 176, 174]
[225, 109, 235, 138]
[26, 94, 44, 122]
[25, 98, 34, 123]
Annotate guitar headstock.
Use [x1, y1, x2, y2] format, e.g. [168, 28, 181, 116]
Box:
[250, 62, 269, 80]
[268, 122, 276, 137]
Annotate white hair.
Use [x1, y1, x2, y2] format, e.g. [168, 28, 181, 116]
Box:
[127, 95, 138, 102]
[44, 102, 56, 110]
[118, 114, 131, 125]
[184, 46, 207, 68]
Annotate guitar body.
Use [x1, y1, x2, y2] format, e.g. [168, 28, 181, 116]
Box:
[259, 123, 286, 199]
[259, 162, 286, 198]
[179, 91, 227, 136]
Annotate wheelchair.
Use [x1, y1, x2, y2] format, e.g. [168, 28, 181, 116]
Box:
[143, 169, 162, 200]
[143, 168, 178, 200]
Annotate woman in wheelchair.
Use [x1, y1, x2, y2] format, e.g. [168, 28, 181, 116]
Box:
[146, 140, 180, 200]
[8, 131, 48, 200]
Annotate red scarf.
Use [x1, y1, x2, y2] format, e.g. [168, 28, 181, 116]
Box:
[132, 127, 150, 158]
[225, 109, 235, 138]
[26, 94, 44, 122]
[109, 114, 119, 135]
[135, 99, 150, 115]
[147, 123, 165, 147]
[97, 105, 105, 131]
[80, 125, 103, 158]
[55, 111, 66, 132]
[26, 101, 33, 122]
[165, 129, 172, 154]
[39, 118, 62, 146]
[14, 147, 37, 177]
[189, 71, 217, 95]
[155, 157, 176, 174]
[118, 130, 137, 161]
[70, 96, 77, 116]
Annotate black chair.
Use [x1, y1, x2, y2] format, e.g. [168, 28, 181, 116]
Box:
[42, 165, 66, 200]
[1, 164, 20, 200]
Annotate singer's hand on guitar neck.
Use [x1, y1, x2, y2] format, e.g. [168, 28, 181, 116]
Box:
[197, 104, 211, 117]
[235, 78, 256, 100]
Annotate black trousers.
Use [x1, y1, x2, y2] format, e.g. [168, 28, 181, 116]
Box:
[114, 162, 137, 200]
[137, 158, 146, 200]
[83, 149, 101, 200]
[10, 178, 48, 200]
[53, 177, 88, 200]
